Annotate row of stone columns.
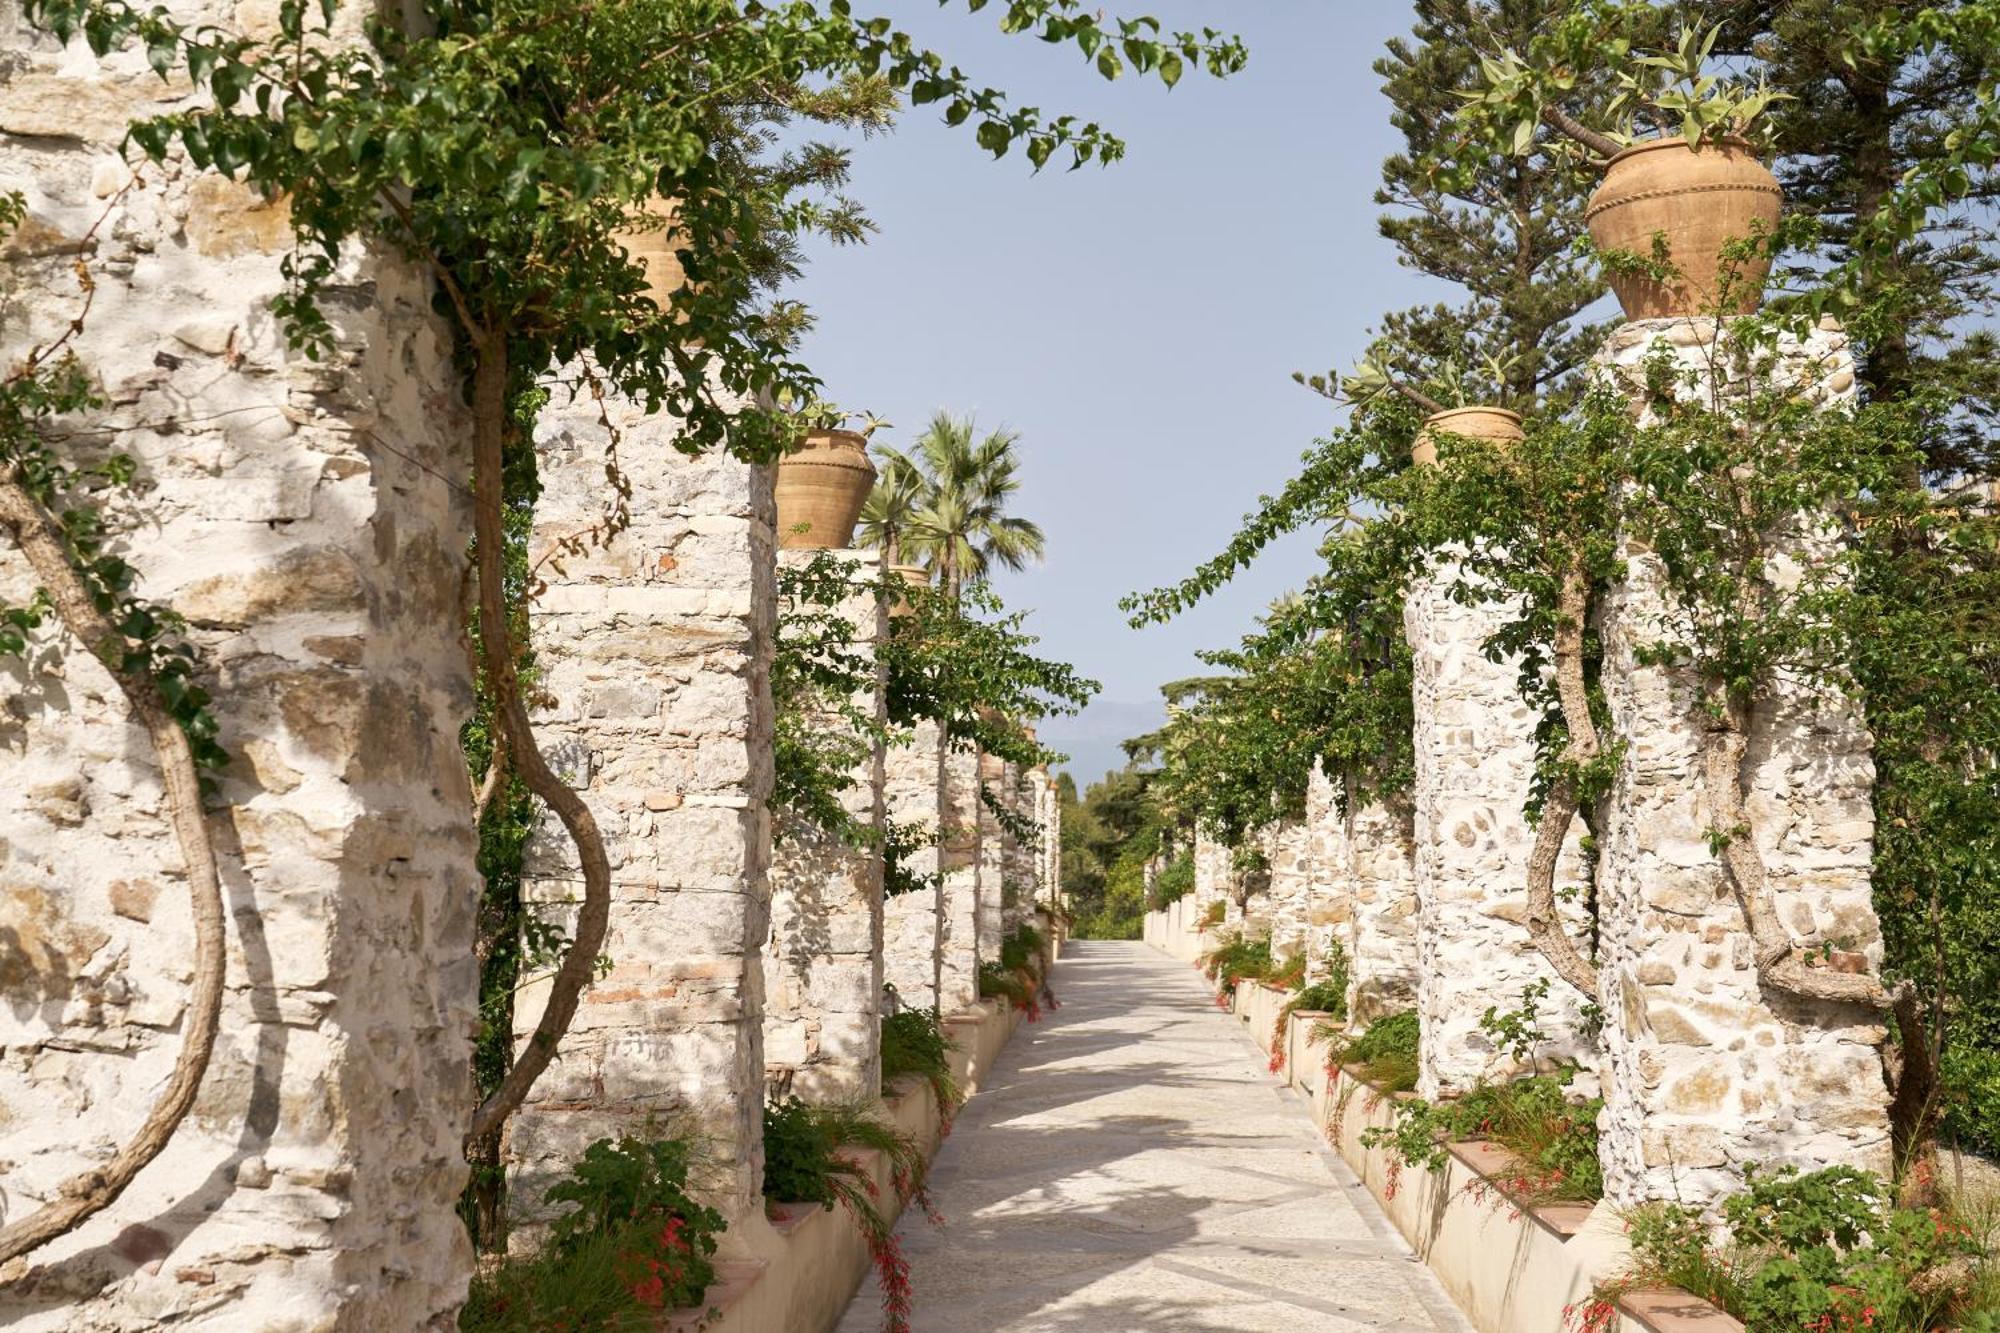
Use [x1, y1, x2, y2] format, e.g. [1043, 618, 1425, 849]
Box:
[0, 181, 1062, 1333]
[1208, 316, 1892, 1216]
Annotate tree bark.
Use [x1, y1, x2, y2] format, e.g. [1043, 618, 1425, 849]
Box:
[1524, 559, 1602, 999]
[462, 340, 614, 1149]
[0, 477, 226, 1266]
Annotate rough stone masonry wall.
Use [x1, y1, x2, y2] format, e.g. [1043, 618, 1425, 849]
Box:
[975, 752, 1008, 964]
[1407, 560, 1596, 1098]
[1303, 767, 1352, 988]
[882, 720, 946, 1013]
[764, 550, 885, 1102]
[1594, 318, 1891, 1213]
[506, 403, 776, 1237]
[1029, 766, 1058, 913]
[937, 743, 983, 1013]
[1265, 820, 1312, 966]
[0, 11, 479, 1326]
[1193, 831, 1233, 927]
[999, 761, 1035, 936]
[1345, 800, 1420, 1030]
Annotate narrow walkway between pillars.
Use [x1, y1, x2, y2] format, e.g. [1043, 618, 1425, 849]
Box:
[836, 941, 1473, 1333]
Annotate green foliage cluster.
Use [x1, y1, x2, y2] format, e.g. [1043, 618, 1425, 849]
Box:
[979, 924, 1051, 1015]
[1199, 931, 1274, 996]
[880, 1008, 962, 1116]
[1608, 1166, 1998, 1333]
[1057, 766, 1161, 940]
[1147, 852, 1195, 910]
[1324, 1010, 1422, 1094]
[861, 412, 1046, 596]
[462, 1134, 724, 1329]
[1362, 1068, 1603, 1204]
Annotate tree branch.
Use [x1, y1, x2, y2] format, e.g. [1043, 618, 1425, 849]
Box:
[1524, 559, 1602, 999]
[1539, 104, 1624, 161]
[0, 475, 226, 1266]
[462, 340, 614, 1149]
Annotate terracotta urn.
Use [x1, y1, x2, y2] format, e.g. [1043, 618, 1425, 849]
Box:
[1585, 136, 1783, 321]
[888, 562, 929, 619]
[1412, 406, 1524, 468]
[775, 429, 877, 550]
[613, 196, 688, 308]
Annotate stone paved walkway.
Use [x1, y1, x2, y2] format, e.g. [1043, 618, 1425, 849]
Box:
[836, 940, 1473, 1333]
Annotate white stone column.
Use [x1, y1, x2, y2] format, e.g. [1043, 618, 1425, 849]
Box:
[1267, 820, 1312, 966]
[1594, 317, 1891, 1212]
[937, 744, 983, 1013]
[1304, 766, 1353, 987]
[763, 550, 886, 1102]
[1407, 559, 1595, 1098]
[1345, 800, 1421, 1029]
[1192, 831, 1233, 925]
[0, 27, 476, 1322]
[998, 760, 1033, 936]
[506, 409, 776, 1235]
[975, 752, 1008, 962]
[883, 720, 946, 1013]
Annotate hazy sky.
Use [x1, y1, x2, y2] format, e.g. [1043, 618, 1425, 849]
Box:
[791, 3, 1449, 787]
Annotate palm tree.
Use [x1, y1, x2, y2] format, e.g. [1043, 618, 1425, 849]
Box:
[856, 447, 926, 564]
[858, 412, 1045, 599]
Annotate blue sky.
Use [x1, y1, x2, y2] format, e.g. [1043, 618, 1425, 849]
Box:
[791, 3, 1449, 787]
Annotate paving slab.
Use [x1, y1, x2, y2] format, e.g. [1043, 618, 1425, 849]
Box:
[836, 940, 1474, 1333]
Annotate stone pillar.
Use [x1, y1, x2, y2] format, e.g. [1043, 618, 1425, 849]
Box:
[1266, 820, 1312, 966]
[1192, 831, 1233, 924]
[763, 550, 886, 1102]
[937, 744, 983, 1013]
[975, 752, 1008, 961]
[998, 760, 1034, 935]
[1304, 767, 1354, 987]
[883, 720, 947, 1013]
[1407, 558, 1595, 1098]
[0, 24, 477, 1322]
[1594, 317, 1890, 1213]
[1237, 825, 1276, 939]
[506, 403, 776, 1235]
[1345, 800, 1421, 1029]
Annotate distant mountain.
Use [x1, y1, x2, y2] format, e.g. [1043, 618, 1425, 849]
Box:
[1037, 696, 1165, 793]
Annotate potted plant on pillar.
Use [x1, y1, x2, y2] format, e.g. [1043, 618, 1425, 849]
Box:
[1334, 347, 1527, 467]
[775, 405, 889, 550]
[1457, 23, 1790, 320]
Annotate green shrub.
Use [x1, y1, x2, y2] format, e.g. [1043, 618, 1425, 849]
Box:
[1323, 1009, 1420, 1093]
[1604, 1166, 1996, 1332]
[1941, 1037, 2000, 1157]
[1361, 1067, 1603, 1203]
[1201, 900, 1226, 927]
[461, 1133, 724, 1330]
[1200, 931, 1273, 993]
[1147, 852, 1195, 910]
[880, 1008, 961, 1115]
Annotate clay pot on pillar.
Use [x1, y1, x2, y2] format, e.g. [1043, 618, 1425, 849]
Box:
[775, 429, 877, 549]
[1585, 136, 1782, 321]
[1412, 406, 1524, 468]
[888, 563, 929, 619]
[614, 196, 689, 308]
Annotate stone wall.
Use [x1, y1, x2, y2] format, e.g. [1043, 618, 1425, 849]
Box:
[764, 550, 886, 1102]
[1192, 831, 1232, 927]
[974, 752, 1008, 964]
[1265, 820, 1312, 965]
[999, 761, 1035, 936]
[1303, 767, 1352, 988]
[1593, 318, 1891, 1212]
[1345, 801, 1420, 1029]
[505, 407, 776, 1236]
[1406, 562, 1596, 1098]
[0, 11, 477, 1324]
[938, 744, 983, 1013]
[882, 721, 946, 1013]
[1029, 766, 1059, 913]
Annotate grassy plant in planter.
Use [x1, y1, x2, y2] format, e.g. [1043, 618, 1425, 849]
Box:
[1201, 899, 1226, 928]
[880, 1009, 963, 1131]
[983, 924, 1057, 1019]
[1270, 943, 1350, 1076]
[1320, 1009, 1421, 1095]
[461, 1134, 724, 1331]
[763, 1098, 938, 1333]
[1200, 930, 1274, 1004]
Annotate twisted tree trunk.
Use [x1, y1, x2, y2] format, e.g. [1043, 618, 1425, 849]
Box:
[1523, 558, 1602, 999]
[0, 477, 226, 1266]
[462, 340, 614, 1148]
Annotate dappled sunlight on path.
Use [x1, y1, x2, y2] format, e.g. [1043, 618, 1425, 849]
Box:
[836, 941, 1472, 1333]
